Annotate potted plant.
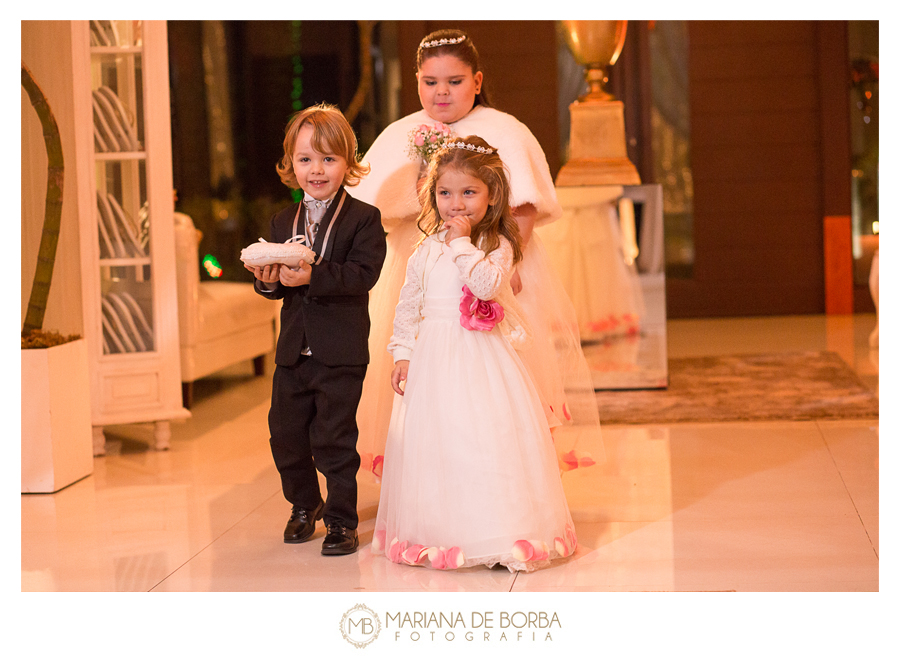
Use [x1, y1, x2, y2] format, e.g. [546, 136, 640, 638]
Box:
[21, 61, 93, 494]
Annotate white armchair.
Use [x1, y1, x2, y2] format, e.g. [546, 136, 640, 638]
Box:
[174, 212, 278, 408]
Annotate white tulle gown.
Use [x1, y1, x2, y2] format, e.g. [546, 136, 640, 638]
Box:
[353, 106, 604, 482]
[371, 240, 576, 572]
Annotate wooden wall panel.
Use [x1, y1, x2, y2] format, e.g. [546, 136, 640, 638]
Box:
[666, 20, 852, 317]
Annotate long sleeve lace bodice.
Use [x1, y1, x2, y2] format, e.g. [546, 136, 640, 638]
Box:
[388, 234, 526, 362]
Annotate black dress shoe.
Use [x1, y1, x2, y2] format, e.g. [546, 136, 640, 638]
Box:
[321, 523, 359, 555]
[283, 500, 324, 544]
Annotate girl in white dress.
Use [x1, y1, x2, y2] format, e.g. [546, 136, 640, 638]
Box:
[372, 136, 576, 572]
[354, 28, 603, 482]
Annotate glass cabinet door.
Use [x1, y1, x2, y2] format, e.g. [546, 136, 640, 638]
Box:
[90, 21, 155, 356]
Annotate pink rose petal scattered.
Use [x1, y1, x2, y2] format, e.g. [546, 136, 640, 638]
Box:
[372, 529, 386, 553]
[565, 524, 578, 553]
[560, 450, 596, 472]
[388, 538, 408, 564]
[402, 544, 428, 565]
[430, 548, 447, 570]
[512, 539, 549, 562]
[554, 537, 569, 557]
[530, 540, 549, 561]
[445, 546, 466, 569]
[512, 540, 535, 562]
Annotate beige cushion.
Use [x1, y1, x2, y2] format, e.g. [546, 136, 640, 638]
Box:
[174, 212, 277, 383]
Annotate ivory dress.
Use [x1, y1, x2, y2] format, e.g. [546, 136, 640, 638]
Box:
[372, 233, 576, 572]
[352, 105, 603, 481]
[537, 186, 645, 342]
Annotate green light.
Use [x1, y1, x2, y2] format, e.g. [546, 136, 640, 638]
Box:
[202, 254, 223, 278]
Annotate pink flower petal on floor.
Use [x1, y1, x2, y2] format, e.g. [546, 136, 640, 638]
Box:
[565, 525, 578, 553]
[388, 538, 408, 564]
[560, 450, 579, 471]
[445, 546, 466, 569]
[430, 548, 447, 570]
[554, 537, 569, 557]
[402, 544, 428, 565]
[560, 450, 596, 471]
[423, 547, 440, 566]
[372, 529, 386, 553]
[512, 540, 535, 562]
[530, 540, 549, 561]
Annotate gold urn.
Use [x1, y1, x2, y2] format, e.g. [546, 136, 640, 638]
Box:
[560, 20, 628, 103]
[556, 20, 640, 186]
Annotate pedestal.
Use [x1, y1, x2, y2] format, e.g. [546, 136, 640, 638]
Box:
[556, 100, 640, 187]
[22, 339, 94, 493]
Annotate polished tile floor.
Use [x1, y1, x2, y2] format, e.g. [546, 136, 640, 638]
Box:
[21, 314, 879, 593]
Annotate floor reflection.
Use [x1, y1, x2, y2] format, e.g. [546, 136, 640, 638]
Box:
[584, 272, 668, 390]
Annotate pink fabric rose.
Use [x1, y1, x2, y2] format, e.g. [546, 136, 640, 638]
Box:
[414, 133, 425, 146]
[459, 285, 504, 332]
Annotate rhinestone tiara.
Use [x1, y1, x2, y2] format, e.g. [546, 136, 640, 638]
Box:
[420, 35, 466, 49]
[445, 140, 495, 155]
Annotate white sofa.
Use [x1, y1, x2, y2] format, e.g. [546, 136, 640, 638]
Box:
[174, 212, 278, 408]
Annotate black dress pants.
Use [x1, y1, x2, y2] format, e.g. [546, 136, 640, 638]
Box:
[269, 356, 366, 529]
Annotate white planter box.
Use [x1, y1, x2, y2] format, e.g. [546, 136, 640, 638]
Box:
[21, 338, 93, 493]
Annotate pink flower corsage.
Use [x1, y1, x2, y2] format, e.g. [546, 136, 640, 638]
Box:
[406, 122, 453, 162]
[459, 285, 504, 332]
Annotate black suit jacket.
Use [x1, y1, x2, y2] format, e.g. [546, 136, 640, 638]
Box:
[255, 187, 386, 367]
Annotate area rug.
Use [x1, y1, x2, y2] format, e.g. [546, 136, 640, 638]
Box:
[595, 351, 879, 424]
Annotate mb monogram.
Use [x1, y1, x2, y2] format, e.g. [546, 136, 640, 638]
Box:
[339, 604, 382, 648]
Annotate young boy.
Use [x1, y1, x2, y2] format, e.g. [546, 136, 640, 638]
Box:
[246, 103, 386, 555]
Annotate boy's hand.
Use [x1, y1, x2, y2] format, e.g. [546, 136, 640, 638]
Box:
[391, 360, 410, 395]
[279, 261, 312, 287]
[245, 263, 281, 283]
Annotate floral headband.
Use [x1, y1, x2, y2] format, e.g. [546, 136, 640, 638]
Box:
[420, 35, 467, 49]
[445, 140, 496, 155]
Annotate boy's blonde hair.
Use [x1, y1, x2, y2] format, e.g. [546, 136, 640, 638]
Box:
[417, 135, 522, 264]
[276, 103, 369, 189]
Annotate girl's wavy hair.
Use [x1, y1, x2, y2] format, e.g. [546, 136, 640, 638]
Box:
[276, 103, 369, 189]
[417, 135, 522, 264]
[416, 28, 493, 108]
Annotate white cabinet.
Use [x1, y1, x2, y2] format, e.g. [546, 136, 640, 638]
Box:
[76, 20, 188, 454]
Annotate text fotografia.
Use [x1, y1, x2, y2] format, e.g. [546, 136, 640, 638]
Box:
[386, 611, 561, 642]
